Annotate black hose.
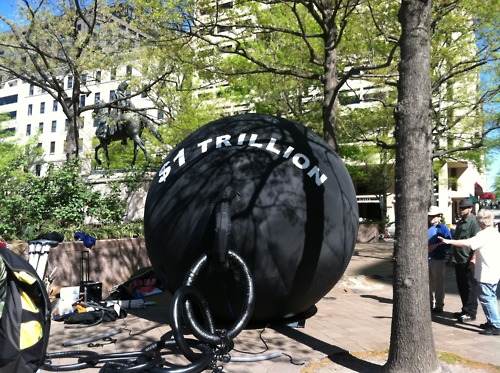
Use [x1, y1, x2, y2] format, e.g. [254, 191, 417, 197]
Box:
[43, 249, 254, 372]
[169, 286, 215, 362]
[182, 250, 254, 344]
[146, 343, 214, 373]
[98, 337, 214, 373]
[43, 350, 100, 371]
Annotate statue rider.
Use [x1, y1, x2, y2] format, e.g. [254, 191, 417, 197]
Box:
[94, 100, 109, 139]
[109, 81, 131, 136]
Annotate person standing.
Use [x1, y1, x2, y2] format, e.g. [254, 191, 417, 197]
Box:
[439, 209, 500, 335]
[427, 206, 452, 313]
[452, 198, 481, 323]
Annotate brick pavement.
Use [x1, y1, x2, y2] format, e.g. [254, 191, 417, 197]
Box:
[43, 242, 500, 372]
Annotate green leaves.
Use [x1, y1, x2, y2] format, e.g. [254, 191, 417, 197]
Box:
[0, 157, 126, 241]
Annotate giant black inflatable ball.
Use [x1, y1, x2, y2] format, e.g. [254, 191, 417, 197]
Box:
[144, 114, 359, 323]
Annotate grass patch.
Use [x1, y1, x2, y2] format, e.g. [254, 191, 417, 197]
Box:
[302, 350, 500, 372]
[437, 351, 500, 372]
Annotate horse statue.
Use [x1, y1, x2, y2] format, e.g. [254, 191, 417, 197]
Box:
[93, 105, 165, 168]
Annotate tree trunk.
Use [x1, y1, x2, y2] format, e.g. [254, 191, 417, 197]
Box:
[65, 111, 79, 162]
[322, 6, 339, 152]
[385, 1, 441, 372]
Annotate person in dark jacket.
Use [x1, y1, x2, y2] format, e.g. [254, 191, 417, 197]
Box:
[452, 198, 481, 322]
[427, 206, 452, 313]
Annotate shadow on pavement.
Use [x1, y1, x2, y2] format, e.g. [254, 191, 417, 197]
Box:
[273, 325, 383, 372]
[431, 312, 484, 333]
[360, 294, 393, 304]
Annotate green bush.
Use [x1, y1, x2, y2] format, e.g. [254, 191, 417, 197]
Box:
[0, 158, 127, 241]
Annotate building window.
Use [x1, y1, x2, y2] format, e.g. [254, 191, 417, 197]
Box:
[111, 68, 116, 80]
[26, 124, 31, 136]
[0, 94, 18, 105]
[40, 102, 45, 114]
[67, 76, 73, 89]
[53, 100, 58, 112]
[81, 74, 87, 84]
[126, 65, 132, 76]
[449, 168, 458, 191]
[157, 110, 164, 120]
[50, 141, 55, 154]
[35, 164, 42, 177]
[80, 95, 86, 107]
[29, 84, 34, 95]
[109, 90, 115, 101]
[96, 71, 101, 82]
[51, 120, 57, 133]
[39, 122, 43, 133]
[95, 92, 101, 103]
[28, 104, 32, 116]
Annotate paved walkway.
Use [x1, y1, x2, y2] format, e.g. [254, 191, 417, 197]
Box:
[44, 242, 500, 372]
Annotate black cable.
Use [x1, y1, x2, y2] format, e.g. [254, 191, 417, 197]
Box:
[61, 328, 123, 347]
[231, 326, 270, 355]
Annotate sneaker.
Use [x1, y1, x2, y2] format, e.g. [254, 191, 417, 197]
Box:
[458, 314, 476, 323]
[453, 311, 464, 318]
[479, 326, 500, 336]
[479, 323, 492, 329]
[431, 307, 443, 313]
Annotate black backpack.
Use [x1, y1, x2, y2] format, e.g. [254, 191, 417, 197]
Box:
[0, 248, 51, 373]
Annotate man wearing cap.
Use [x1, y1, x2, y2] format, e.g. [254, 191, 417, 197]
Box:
[452, 198, 481, 322]
[428, 206, 452, 313]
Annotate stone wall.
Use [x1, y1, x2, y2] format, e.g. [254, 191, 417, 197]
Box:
[357, 224, 380, 243]
[12, 224, 374, 298]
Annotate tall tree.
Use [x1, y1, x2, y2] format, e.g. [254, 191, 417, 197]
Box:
[0, 0, 169, 161]
[339, 0, 499, 170]
[385, 0, 440, 371]
[132, 0, 399, 152]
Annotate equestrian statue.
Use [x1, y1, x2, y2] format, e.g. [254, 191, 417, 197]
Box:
[93, 82, 165, 168]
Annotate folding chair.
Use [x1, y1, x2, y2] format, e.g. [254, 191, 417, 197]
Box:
[27, 239, 60, 281]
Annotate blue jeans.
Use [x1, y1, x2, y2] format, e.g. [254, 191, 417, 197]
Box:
[478, 282, 500, 328]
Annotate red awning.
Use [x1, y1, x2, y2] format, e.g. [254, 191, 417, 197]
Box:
[474, 182, 484, 196]
[480, 192, 497, 200]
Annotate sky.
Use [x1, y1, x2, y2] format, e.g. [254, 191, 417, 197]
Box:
[487, 157, 499, 190]
[0, 2, 16, 31]
[0, 2, 15, 16]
